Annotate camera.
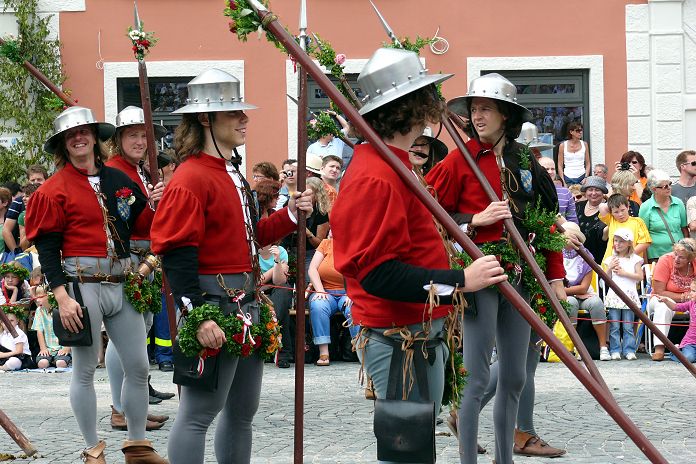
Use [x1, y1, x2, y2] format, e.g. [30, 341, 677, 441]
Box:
[619, 162, 631, 171]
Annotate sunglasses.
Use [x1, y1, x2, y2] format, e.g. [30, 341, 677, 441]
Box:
[654, 184, 672, 190]
[677, 239, 695, 252]
[630, 160, 640, 165]
[682, 161, 696, 167]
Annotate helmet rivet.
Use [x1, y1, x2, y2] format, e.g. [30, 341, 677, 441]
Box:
[407, 75, 412, 80]
[495, 90, 499, 94]
[375, 89, 381, 94]
[391, 82, 397, 87]
[220, 97, 224, 101]
[482, 90, 486, 93]
[194, 98, 199, 103]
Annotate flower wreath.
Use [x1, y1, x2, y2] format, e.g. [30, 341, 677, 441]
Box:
[452, 200, 569, 328]
[0, 263, 30, 282]
[124, 272, 162, 314]
[178, 301, 281, 362]
[1, 304, 27, 320]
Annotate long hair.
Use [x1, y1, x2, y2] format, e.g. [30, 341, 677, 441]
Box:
[174, 113, 207, 162]
[53, 125, 108, 169]
[306, 177, 331, 215]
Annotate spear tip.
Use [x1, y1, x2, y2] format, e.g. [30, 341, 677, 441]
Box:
[299, 0, 307, 31]
[133, 0, 141, 29]
[247, 0, 268, 13]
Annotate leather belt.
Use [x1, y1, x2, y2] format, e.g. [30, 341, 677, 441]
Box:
[66, 275, 126, 284]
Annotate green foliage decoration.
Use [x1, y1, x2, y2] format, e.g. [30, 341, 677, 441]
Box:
[0, 0, 65, 183]
[307, 111, 340, 141]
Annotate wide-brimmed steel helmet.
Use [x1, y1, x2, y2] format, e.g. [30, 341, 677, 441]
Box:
[516, 122, 553, 150]
[172, 69, 257, 114]
[357, 48, 452, 115]
[115, 106, 167, 138]
[448, 73, 533, 122]
[44, 106, 115, 154]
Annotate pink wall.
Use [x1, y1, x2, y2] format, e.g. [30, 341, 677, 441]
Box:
[58, 0, 648, 172]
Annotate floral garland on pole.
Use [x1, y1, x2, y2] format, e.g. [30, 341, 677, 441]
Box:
[127, 23, 158, 61]
[178, 302, 281, 361]
[0, 33, 24, 64]
[452, 199, 569, 328]
[307, 111, 340, 141]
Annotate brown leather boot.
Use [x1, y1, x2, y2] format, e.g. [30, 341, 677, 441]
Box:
[513, 428, 566, 457]
[111, 406, 165, 431]
[147, 413, 169, 423]
[81, 440, 107, 463]
[121, 439, 168, 464]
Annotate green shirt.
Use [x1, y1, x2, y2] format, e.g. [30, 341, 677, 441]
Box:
[638, 196, 686, 259]
[17, 211, 25, 227]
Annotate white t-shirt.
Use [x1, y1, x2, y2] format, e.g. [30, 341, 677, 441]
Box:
[602, 253, 643, 309]
[0, 327, 31, 355]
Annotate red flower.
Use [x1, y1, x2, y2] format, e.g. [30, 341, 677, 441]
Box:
[116, 187, 133, 198]
[549, 224, 557, 234]
[254, 336, 261, 346]
[241, 343, 252, 357]
[232, 333, 244, 344]
[134, 291, 142, 300]
[229, 1, 237, 10]
[228, 20, 237, 33]
[132, 45, 138, 52]
[140, 40, 150, 48]
[539, 306, 547, 314]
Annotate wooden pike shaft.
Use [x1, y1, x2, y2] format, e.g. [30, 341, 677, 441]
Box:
[0, 409, 37, 456]
[248, 4, 668, 462]
[0, 307, 18, 338]
[442, 115, 609, 393]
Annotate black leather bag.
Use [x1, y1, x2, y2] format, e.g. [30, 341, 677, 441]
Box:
[371, 331, 437, 464]
[53, 283, 92, 347]
[172, 341, 220, 392]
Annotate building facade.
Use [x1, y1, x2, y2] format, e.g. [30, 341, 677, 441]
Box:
[1, 0, 694, 176]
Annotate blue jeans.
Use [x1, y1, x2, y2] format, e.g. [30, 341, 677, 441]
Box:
[564, 173, 586, 186]
[670, 344, 696, 362]
[309, 289, 359, 345]
[608, 308, 636, 355]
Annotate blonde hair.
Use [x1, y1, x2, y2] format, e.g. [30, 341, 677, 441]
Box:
[306, 177, 331, 215]
[613, 237, 635, 258]
[610, 170, 636, 197]
[674, 238, 696, 260]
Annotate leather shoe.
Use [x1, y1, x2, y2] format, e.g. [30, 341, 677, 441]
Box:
[513, 429, 566, 457]
[149, 378, 175, 400]
[445, 410, 485, 454]
[158, 361, 174, 372]
[148, 395, 162, 405]
[111, 406, 165, 431]
[147, 413, 169, 423]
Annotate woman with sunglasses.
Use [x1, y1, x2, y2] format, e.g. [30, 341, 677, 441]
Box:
[557, 121, 591, 186]
[638, 169, 688, 263]
[647, 238, 696, 360]
[616, 150, 650, 204]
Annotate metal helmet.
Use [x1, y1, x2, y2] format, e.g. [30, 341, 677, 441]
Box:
[357, 48, 452, 115]
[172, 69, 258, 114]
[516, 122, 553, 150]
[115, 106, 167, 139]
[447, 73, 533, 122]
[44, 106, 116, 154]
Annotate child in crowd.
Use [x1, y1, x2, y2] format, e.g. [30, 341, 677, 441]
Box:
[0, 311, 33, 370]
[599, 193, 651, 264]
[0, 261, 31, 305]
[602, 229, 644, 360]
[656, 280, 696, 362]
[31, 285, 71, 368]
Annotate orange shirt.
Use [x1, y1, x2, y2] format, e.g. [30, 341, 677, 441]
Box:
[316, 239, 343, 290]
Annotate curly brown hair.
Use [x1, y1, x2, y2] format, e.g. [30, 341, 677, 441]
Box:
[174, 114, 207, 162]
[252, 162, 280, 181]
[53, 125, 108, 169]
[363, 85, 445, 140]
[255, 178, 281, 215]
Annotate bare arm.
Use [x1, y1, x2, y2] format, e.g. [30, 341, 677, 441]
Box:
[652, 279, 685, 301]
[557, 144, 565, 180]
[2, 218, 18, 251]
[634, 243, 650, 256]
[19, 224, 30, 250]
[584, 142, 591, 178]
[565, 272, 593, 296]
[307, 250, 326, 294]
[0, 341, 24, 358]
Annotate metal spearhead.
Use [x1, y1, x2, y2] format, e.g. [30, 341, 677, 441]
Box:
[299, 0, 307, 32]
[133, 0, 141, 30]
[370, 0, 401, 47]
[247, 0, 268, 13]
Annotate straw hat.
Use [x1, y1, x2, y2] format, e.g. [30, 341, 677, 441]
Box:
[562, 221, 586, 244]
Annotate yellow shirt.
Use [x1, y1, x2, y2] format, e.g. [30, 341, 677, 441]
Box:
[600, 214, 652, 263]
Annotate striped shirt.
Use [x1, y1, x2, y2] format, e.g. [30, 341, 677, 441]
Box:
[556, 185, 578, 224]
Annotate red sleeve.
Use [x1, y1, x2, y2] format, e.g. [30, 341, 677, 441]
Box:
[543, 250, 565, 280]
[332, 176, 411, 282]
[25, 189, 65, 241]
[150, 186, 205, 255]
[425, 152, 462, 213]
[256, 208, 296, 248]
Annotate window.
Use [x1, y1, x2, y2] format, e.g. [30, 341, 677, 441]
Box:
[306, 74, 363, 115]
[116, 76, 193, 149]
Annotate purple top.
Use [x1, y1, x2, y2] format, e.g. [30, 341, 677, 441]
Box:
[675, 300, 696, 347]
[563, 247, 593, 287]
[556, 185, 578, 224]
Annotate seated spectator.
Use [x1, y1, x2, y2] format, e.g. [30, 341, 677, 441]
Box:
[308, 233, 359, 366]
[539, 157, 578, 223]
[639, 169, 687, 264]
[687, 195, 696, 239]
[654, 279, 696, 362]
[0, 261, 31, 306]
[255, 179, 282, 218]
[647, 238, 696, 361]
[0, 312, 33, 370]
[18, 183, 40, 251]
[0, 187, 12, 251]
[610, 169, 641, 217]
[563, 223, 609, 360]
[576, 176, 609, 265]
[568, 183, 584, 203]
[593, 163, 609, 182]
[304, 177, 331, 277]
[602, 229, 644, 360]
[31, 285, 71, 368]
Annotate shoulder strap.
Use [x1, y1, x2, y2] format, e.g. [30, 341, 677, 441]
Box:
[655, 207, 676, 244]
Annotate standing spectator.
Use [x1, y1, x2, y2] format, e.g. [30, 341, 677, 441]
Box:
[306, 110, 350, 159]
[276, 159, 297, 210]
[647, 239, 696, 361]
[602, 229, 643, 360]
[639, 169, 687, 263]
[32, 285, 71, 368]
[671, 150, 696, 205]
[539, 157, 578, 223]
[149, 69, 313, 463]
[686, 196, 696, 239]
[593, 163, 609, 182]
[557, 122, 591, 186]
[25, 106, 163, 463]
[616, 151, 649, 204]
[611, 169, 641, 217]
[0, 312, 32, 371]
[2, 165, 47, 254]
[320, 155, 342, 193]
[251, 161, 280, 189]
[576, 176, 609, 264]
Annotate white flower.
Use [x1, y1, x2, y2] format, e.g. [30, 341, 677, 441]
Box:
[127, 195, 136, 206]
[129, 30, 140, 40]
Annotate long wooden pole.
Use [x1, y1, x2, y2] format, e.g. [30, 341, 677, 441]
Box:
[0, 409, 36, 457]
[442, 115, 609, 392]
[246, 2, 667, 461]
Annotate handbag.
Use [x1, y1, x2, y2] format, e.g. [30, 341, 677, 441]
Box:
[52, 282, 92, 347]
[172, 341, 220, 392]
[372, 331, 436, 464]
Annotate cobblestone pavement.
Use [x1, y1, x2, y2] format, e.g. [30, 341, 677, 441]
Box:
[1, 354, 695, 463]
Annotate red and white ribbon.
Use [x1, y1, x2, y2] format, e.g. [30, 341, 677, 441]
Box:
[196, 347, 220, 377]
[527, 232, 537, 256]
[237, 311, 255, 346]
